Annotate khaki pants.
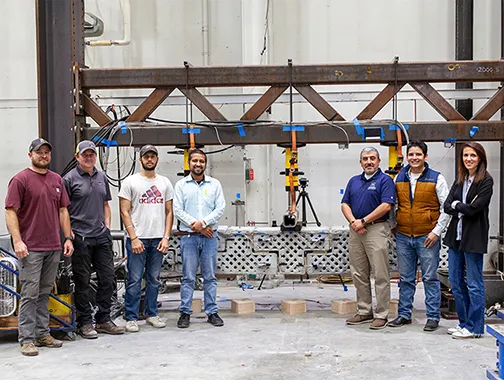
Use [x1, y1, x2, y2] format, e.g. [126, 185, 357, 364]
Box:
[348, 223, 391, 319]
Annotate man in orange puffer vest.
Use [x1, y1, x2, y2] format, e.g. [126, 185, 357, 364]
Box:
[389, 141, 450, 332]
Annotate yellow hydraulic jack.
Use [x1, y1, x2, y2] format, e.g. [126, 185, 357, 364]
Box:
[383, 128, 404, 178]
[176, 124, 203, 177]
[280, 59, 304, 231]
[279, 142, 306, 232]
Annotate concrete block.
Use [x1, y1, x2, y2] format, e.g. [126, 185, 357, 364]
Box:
[331, 299, 357, 315]
[389, 299, 399, 315]
[281, 299, 306, 314]
[191, 298, 202, 313]
[231, 299, 255, 315]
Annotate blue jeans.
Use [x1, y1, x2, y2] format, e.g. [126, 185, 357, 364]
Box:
[396, 232, 441, 320]
[124, 238, 164, 321]
[448, 247, 485, 334]
[179, 234, 218, 315]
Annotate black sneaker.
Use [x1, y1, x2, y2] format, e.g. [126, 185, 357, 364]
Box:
[423, 319, 439, 332]
[388, 316, 412, 328]
[177, 313, 190, 329]
[207, 313, 224, 327]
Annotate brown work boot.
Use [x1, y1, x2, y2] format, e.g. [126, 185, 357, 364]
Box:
[95, 321, 125, 335]
[346, 313, 374, 325]
[370, 318, 388, 330]
[21, 342, 39, 356]
[35, 335, 63, 348]
[79, 324, 98, 339]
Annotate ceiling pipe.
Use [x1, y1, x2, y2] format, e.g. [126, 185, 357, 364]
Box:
[87, 0, 131, 46]
[202, 0, 210, 66]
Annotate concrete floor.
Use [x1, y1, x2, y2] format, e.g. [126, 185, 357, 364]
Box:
[0, 282, 501, 380]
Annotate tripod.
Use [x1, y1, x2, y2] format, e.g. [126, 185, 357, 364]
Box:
[295, 178, 321, 227]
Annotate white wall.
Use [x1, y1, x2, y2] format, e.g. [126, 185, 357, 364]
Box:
[0, 0, 502, 254]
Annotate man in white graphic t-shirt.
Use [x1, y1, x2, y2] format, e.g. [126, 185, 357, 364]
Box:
[118, 145, 174, 333]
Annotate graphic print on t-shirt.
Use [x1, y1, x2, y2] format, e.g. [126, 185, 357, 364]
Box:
[140, 185, 164, 204]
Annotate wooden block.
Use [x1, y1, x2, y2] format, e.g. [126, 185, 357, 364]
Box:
[389, 299, 399, 315]
[191, 298, 202, 313]
[331, 299, 357, 315]
[231, 299, 255, 315]
[281, 299, 306, 314]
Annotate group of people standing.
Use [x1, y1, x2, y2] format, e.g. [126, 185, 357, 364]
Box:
[342, 141, 493, 340]
[4, 137, 493, 356]
[5, 139, 225, 356]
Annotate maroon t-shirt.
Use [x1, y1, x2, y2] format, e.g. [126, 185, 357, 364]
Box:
[5, 168, 70, 251]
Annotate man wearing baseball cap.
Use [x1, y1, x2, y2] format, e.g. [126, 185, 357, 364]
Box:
[119, 144, 174, 332]
[63, 140, 125, 338]
[5, 138, 74, 356]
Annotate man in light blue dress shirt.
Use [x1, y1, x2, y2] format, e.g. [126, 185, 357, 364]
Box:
[173, 149, 226, 328]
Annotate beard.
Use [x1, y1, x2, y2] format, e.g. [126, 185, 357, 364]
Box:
[32, 160, 49, 169]
[141, 162, 157, 171]
[190, 167, 205, 176]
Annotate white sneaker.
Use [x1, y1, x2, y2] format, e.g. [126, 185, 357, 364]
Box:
[146, 316, 166, 328]
[126, 320, 139, 333]
[447, 325, 463, 335]
[452, 327, 482, 339]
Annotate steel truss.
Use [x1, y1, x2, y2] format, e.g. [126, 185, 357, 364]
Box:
[76, 61, 504, 145]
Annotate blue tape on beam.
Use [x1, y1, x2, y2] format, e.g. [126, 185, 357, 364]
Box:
[120, 121, 127, 134]
[340, 189, 344, 195]
[282, 125, 305, 132]
[96, 138, 118, 147]
[444, 138, 456, 144]
[352, 118, 364, 140]
[389, 124, 409, 131]
[182, 128, 201, 134]
[380, 127, 385, 140]
[470, 126, 479, 138]
[237, 124, 246, 136]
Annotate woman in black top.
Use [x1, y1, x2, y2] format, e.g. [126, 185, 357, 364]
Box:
[443, 142, 493, 339]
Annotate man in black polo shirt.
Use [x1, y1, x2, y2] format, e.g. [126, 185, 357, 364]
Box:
[341, 147, 395, 330]
[64, 140, 124, 338]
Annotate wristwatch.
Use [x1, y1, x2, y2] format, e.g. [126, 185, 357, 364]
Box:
[360, 218, 367, 225]
[201, 220, 208, 229]
[64, 236, 74, 242]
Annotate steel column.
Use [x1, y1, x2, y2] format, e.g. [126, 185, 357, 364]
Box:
[455, 0, 474, 119]
[500, 0, 504, 270]
[37, 0, 81, 173]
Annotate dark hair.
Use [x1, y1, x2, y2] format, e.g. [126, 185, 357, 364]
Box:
[406, 140, 428, 155]
[188, 148, 207, 163]
[456, 142, 487, 185]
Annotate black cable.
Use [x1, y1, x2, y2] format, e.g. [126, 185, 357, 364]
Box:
[207, 145, 236, 154]
[61, 118, 124, 177]
[146, 117, 270, 127]
[166, 145, 236, 155]
[122, 105, 131, 116]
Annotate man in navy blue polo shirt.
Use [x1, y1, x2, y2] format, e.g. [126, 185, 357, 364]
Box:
[341, 147, 395, 330]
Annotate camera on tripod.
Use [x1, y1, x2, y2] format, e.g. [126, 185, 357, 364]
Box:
[299, 177, 309, 187]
